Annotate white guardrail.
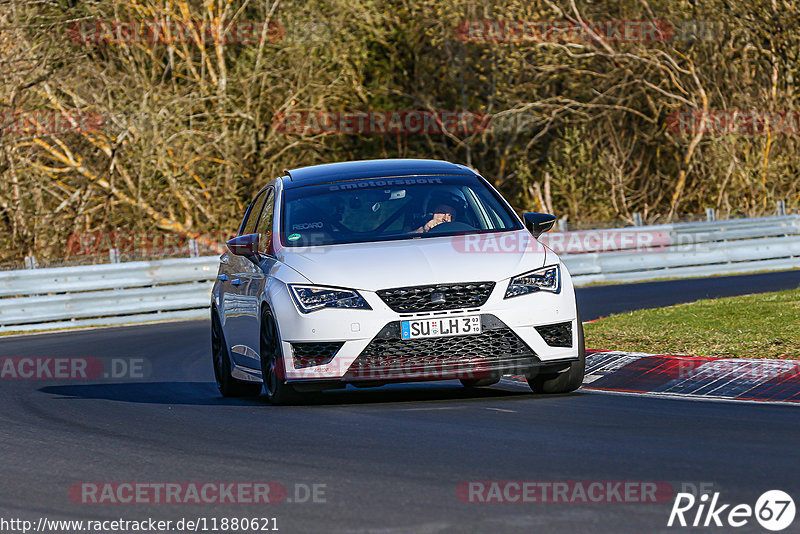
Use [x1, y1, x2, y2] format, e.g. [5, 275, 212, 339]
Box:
[0, 257, 219, 333]
[550, 214, 800, 284]
[1, 215, 799, 333]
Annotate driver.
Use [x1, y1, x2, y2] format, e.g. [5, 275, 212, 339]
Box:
[412, 201, 457, 233]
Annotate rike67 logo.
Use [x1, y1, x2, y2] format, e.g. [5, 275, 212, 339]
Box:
[668, 490, 795, 531]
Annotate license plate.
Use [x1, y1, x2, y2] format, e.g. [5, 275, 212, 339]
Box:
[401, 315, 481, 340]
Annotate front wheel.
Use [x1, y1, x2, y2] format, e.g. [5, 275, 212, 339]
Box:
[527, 310, 586, 394]
[212, 311, 262, 397]
[260, 307, 299, 405]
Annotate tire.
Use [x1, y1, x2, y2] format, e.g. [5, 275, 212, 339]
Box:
[527, 309, 586, 394]
[460, 378, 500, 388]
[211, 310, 262, 397]
[260, 306, 299, 405]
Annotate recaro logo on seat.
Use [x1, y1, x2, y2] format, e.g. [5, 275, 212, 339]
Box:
[292, 222, 323, 230]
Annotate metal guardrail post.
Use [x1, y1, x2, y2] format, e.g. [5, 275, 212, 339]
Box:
[109, 248, 120, 263]
[706, 208, 716, 222]
[189, 238, 200, 258]
[557, 220, 568, 232]
[633, 213, 643, 226]
[777, 200, 787, 217]
[24, 256, 37, 269]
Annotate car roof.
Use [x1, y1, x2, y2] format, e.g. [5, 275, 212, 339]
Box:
[281, 159, 477, 189]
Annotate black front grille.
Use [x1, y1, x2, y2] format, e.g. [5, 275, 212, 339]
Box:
[291, 342, 343, 368]
[535, 322, 573, 347]
[377, 282, 495, 313]
[343, 315, 538, 381]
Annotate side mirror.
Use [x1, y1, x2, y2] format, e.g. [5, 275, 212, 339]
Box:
[523, 213, 557, 238]
[226, 233, 260, 262]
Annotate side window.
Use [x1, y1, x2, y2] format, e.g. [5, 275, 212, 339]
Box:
[256, 189, 275, 254]
[241, 189, 268, 235]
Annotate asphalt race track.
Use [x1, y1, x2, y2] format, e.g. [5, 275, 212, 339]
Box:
[1, 271, 799, 533]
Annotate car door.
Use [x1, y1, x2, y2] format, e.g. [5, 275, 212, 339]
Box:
[233, 187, 278, 366]
[223, 188, 269, 369]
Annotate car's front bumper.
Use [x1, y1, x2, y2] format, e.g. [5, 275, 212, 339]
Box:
[270, 263, 580, 383]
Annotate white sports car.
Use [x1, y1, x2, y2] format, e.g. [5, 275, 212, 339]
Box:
[211, 159, 584, 404]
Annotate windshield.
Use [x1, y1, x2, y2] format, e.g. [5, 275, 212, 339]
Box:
[281, 175, 521, 247]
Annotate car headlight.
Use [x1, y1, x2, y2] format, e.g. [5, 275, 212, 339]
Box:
[289, 285, 372, 313]
[504, 265, 560, 298]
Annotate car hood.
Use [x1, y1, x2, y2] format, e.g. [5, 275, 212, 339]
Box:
[277, 230, 546, 291]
